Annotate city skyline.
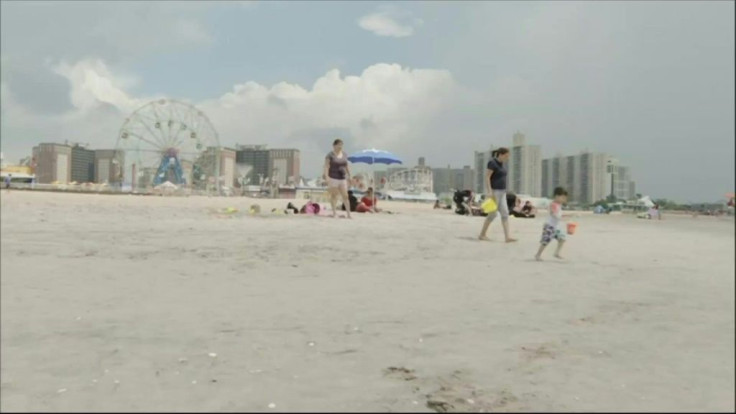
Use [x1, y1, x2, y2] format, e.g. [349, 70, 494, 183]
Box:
[1, 1, 733, 202]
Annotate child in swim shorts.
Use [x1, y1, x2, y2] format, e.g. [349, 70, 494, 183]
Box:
[535, 187, 568, 261]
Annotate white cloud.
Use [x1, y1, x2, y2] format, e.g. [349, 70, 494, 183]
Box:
[51, 59, 143, 114]
[1, 59, 459, 175]
[358, 7, 423, 38]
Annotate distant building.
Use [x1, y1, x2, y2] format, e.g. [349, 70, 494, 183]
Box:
[194, 147, 233, 189]
[507, 132, 542, 196]
[542, 151, 610, 205]
[432, 165, 475, 194]
[235, 145, 269, 185]
[71, 145, 95, 183]
[32, 143, 72, 184]
[606, 158, 636, 201]
[94, 149, 124, 184]
[373, 158, 432, 192]
[269, 148, 300, 186]
[220, 147, 236, 188]
[235, 145, 300, 186]
[473, 147, 496, 194]
[374, 166, 405, 189]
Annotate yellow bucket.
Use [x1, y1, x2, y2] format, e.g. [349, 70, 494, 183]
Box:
[481, 198, 497, 214]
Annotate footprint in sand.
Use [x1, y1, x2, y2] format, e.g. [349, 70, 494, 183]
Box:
[519, 343, 558, 362]
[383, 366, 417, 381]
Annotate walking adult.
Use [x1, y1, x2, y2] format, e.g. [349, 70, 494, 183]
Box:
[323, 139, 352, 218]
[478, 147, 517, 242]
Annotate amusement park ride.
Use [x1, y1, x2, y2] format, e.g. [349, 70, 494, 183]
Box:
[153, 148, 185, 186]
[115, 99, 221, 192]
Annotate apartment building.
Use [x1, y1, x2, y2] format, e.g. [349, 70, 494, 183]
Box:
[31, 143, 72, 184]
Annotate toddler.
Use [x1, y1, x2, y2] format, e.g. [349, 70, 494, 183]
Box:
[535, 187, 568, 261]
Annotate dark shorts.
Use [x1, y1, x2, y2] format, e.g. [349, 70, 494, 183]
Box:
[540, 224, 565, 245]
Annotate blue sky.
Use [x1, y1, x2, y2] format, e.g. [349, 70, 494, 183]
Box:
[126, 2, 451, 99]
[1, 1, 734, 201]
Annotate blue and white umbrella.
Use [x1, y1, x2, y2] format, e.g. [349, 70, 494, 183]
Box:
[347, 148, 403, 166]
[348, 148, 402, 205]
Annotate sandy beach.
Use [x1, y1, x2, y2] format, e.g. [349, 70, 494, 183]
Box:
[1, 191, 733, 412]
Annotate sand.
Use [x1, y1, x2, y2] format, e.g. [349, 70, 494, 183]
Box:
[1, 191, 734, 412]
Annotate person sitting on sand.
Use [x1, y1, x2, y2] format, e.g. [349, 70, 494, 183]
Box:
[453, 189, 473, 215]
[342, 190, 358, 212]
[521, 201, 536, 217]
[356, 187, 380, 213]
[507, 194, 534, 218]
[511, 200, 535, 218]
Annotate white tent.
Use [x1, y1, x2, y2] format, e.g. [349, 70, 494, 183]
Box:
[638, 195, 655, 208]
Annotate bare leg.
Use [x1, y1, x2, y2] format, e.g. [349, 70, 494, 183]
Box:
[339, 187, 352, 219]
[502, 219, 517, 242]
[535, 244, 547, 261]
[329, 188, 338, 218]
[554, 240, 565, 259]
[479, 212, 495, 241]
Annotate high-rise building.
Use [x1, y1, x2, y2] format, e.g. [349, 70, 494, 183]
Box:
[32, 143, 72, 184]
[542, 155, 566, 199]
[235, 145, 300, 186]
[71, 145, 95, 183]
[507, 132, 542, 196]
[235, 145, 270, 185]
[473, 147, 496, 194]
[606, 158, 636, 201]
[542, 151, 610, 205]
[432, 165, 475, 194]
[94, 149, 125, 184]
[269, 148, 300, 186]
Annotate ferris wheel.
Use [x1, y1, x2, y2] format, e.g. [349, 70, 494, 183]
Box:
[114, 99, 220, 190]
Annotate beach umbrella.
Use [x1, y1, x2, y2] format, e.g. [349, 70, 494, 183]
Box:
[348, 149, 403, 166]
[348, 149, 403, 209]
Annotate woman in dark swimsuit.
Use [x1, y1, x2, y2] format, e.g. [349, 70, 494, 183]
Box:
[323, 139, 352, 218]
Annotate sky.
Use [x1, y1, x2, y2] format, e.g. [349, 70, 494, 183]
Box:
[1, 0, 733, 202]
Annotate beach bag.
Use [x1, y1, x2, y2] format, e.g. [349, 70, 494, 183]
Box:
[481, 198, 498, 214]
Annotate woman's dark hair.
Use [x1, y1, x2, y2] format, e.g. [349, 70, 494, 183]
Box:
[553, 187, 568, 196]
[333, 139, 343, 146]
[491, 147, 509, 158]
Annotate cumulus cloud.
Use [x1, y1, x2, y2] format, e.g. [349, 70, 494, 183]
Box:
[51, 59, 143, 114]
[358, 6, 423, 38]
[1, 59, 459, 175]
